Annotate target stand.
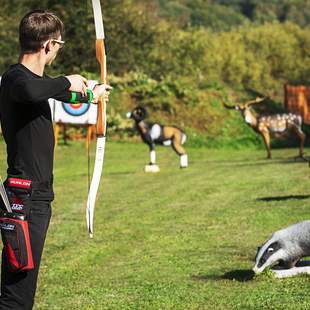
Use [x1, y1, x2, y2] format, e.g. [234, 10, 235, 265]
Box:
[54, 123, 96, 148]
[144, 164, 160, 173]
[49, 79, 99, 148]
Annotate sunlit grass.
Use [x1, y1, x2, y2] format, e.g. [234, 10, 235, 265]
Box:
[1, 140, 310, 309]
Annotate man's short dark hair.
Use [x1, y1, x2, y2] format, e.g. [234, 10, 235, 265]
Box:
[19, 10, 64, 53]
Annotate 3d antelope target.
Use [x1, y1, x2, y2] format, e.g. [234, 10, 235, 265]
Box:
[127, 106, 188, 170]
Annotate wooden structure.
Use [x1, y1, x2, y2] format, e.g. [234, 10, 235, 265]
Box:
[54, 123, 96, 148]
[284, 84, 310, 124]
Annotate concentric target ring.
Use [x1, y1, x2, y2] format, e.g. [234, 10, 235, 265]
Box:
[62, 102, 90, 116]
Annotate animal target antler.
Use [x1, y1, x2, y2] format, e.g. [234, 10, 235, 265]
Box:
[86, 0, 108, 238]
[222, 96, 267, 110]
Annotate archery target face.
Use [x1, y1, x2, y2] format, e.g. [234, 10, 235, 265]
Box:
[62, 102, 90, 116]
[51, 80, 98, 125]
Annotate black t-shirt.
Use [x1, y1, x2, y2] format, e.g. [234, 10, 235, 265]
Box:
[0, 63, 73, 200]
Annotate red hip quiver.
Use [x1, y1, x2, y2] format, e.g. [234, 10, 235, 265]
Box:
[0, 177, 34, 272]
[0, 211, 34, 272]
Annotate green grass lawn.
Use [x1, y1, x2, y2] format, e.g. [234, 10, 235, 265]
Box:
[1, 140, 310, 310]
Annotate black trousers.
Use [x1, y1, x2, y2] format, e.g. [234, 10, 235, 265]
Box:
[0, 200, 51, 310]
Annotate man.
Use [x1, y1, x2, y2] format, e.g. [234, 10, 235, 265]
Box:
[0, 10, 110, 309]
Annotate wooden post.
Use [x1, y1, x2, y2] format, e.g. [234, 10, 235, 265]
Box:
[54, 123, 60, 147]
[54, 123, 96, 148]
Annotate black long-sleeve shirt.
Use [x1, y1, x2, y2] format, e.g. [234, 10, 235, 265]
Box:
[0, 63, 89, 200]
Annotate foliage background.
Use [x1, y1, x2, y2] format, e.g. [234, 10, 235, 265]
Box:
[0, 0, 309, 148]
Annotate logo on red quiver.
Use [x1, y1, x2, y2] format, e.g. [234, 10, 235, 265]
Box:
[0, 223, 15, 231]
[7, 178, 32, 189]
[11, 196, 24, 212]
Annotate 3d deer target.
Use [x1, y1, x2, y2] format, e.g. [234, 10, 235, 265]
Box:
[223, 97, 305, 159]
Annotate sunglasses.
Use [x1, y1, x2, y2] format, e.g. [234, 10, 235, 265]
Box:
[51, 39, 65, 48]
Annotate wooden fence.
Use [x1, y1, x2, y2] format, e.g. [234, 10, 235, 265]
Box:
[284, 84, 310, 124]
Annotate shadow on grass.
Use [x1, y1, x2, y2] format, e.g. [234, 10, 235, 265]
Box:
[257, 195, 310, 202]
[205, 157, 306, 167]
[192, 269, 255, 282]
[234, 157, 307, 166]
[108, 171, 135, 176]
